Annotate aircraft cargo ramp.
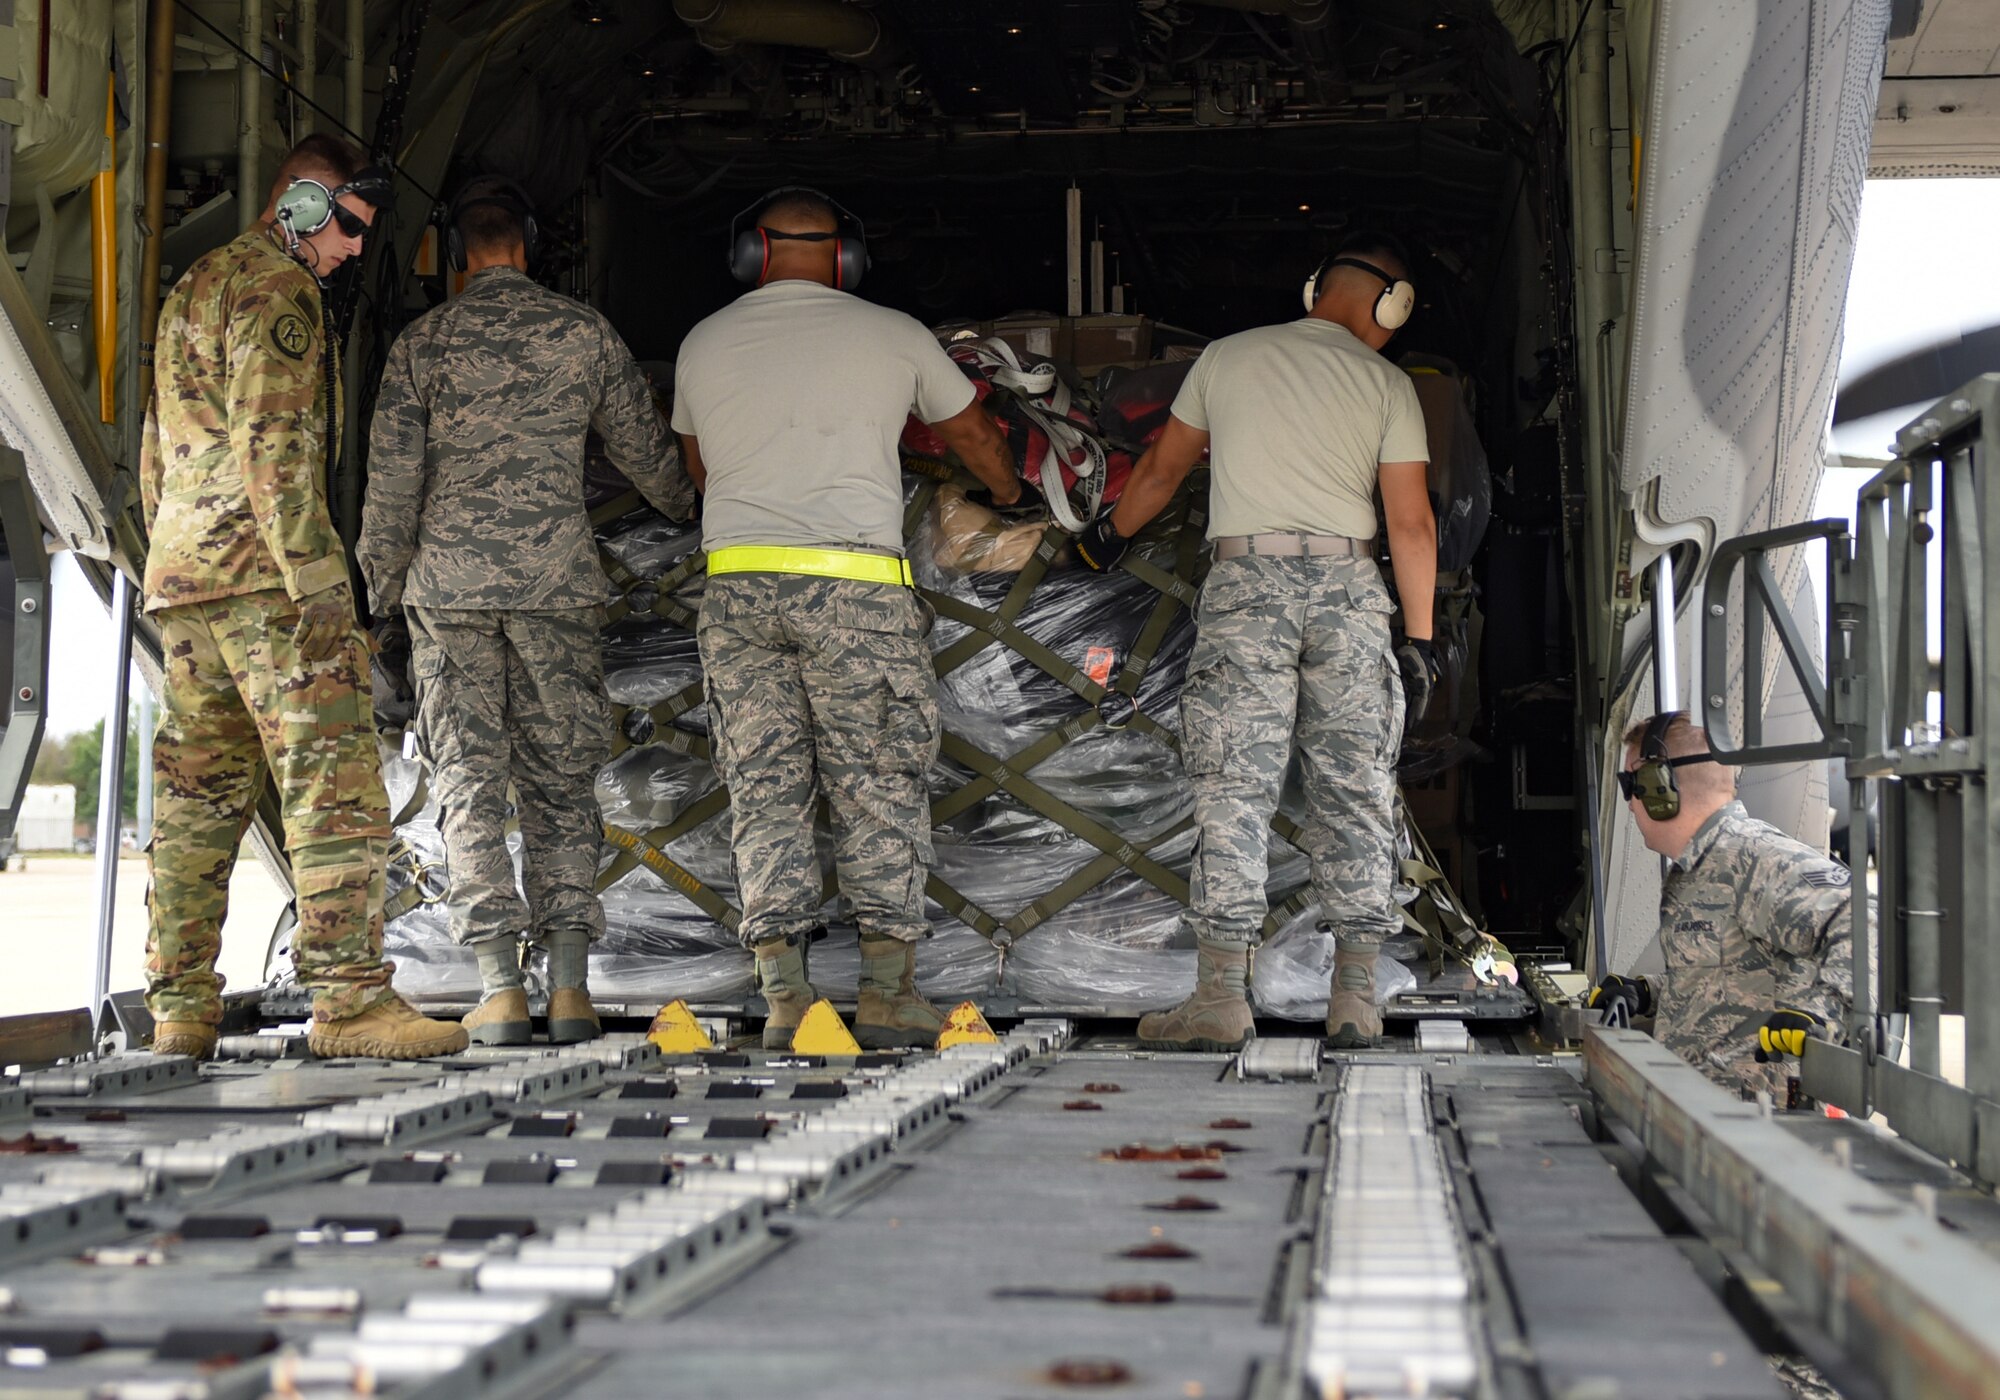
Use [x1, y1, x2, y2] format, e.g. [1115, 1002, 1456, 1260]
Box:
[0, 1022, 1995, 1400]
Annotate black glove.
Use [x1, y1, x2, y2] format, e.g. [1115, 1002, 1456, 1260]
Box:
[964, 485, 1041, 519]
[1755, 1007, 1832, 1062]
[1588, 973, 1655, 1028]
[373, 614, 413, 704]
[1396, 636, 1441, 729]
[1074, 511, 1129, 572]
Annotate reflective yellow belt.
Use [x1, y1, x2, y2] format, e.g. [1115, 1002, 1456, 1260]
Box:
[705, 545, 913, 587]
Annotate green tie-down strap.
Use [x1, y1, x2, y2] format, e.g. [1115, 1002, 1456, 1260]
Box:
[382, 835, 449, 923]
[608, 679, 709, 759]
[574, 470, 1219, 954]
[602, 544, 706, 632]
[913, 488, 1209, 946]
[568, 469, 1487, 977]
[600, 821, 743, 937]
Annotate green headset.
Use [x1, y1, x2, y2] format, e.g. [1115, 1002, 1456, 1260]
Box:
[273, 168, 392, 243]
[1621, 711, 1715, 822]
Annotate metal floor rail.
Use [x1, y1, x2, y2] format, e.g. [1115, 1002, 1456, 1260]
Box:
[0, 1025, 1944, 1400]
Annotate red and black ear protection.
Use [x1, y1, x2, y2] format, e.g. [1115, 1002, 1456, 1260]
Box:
[728, 186, 870, 290]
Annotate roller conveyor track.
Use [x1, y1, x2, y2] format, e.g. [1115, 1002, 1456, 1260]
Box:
[0, 1027, 1946, 1400]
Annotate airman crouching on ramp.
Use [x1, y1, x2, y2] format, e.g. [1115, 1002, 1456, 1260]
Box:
[1595, 712, 1863, 1101]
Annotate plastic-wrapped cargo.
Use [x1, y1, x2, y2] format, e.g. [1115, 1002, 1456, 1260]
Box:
[327, 343, 1510, 1024]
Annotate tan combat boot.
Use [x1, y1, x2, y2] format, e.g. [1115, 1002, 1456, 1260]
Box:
[545, 928, 600, 1045]
[464, 988, 532, 1046]
[854, 934, 947, 1050]
[1136, 940, 1255, 1051]
[753, 934, 816, 1050]
[547, 989, 601, 1046]
[309, 994, 471, 1059]
[151, 1022, 218, 1061]
[1326, 937, 1383, 1048]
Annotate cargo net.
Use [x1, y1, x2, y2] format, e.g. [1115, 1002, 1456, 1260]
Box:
[358, 343, 1502, 1021]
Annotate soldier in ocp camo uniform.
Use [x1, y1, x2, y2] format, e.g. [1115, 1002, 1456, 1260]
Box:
[1595, 713, 1861, 1101]
[1075, 233, 1438, 1051]
[140, 134, 469, 1062]
[358, 176, 693, 1047]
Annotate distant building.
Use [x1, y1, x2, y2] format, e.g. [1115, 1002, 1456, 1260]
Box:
[16, 784, 77, 852]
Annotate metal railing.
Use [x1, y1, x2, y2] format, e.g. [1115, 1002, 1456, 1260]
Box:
[1700, 374, 1999, 1185]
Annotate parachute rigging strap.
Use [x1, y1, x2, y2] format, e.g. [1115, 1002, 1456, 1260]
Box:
[387, 760, 430, 829]
[589, 489, 645, 529]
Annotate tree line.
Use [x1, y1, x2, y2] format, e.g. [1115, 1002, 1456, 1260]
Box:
[30, 719, 142, 830]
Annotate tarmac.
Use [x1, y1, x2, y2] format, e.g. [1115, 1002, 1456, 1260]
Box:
[0, 849, 285, 1019]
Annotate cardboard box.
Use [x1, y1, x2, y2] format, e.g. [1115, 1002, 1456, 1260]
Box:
[985, 316, 1067, 362]
[1070, 314, 1152, 372]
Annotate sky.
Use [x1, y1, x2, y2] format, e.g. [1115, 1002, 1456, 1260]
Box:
[37, 178, 2000, 738]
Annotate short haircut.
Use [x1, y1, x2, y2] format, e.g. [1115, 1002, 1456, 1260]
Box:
[454, 177, 530, 255]
[270, 133, 366, 204]
[757, 189, 839, 230]
[1334, 229, 1411, 279]
[1621, 711, 1740, 798]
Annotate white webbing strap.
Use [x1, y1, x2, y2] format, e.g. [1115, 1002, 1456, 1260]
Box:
[959, 338, 1107, 531]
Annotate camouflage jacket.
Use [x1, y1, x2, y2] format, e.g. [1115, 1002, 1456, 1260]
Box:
[358, 268, 692, 613]
[140, 225, 349, 612]
[1657, 800, 1862, 1099]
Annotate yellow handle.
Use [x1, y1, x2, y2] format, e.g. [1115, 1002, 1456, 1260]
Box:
[92, 73, 117, 424]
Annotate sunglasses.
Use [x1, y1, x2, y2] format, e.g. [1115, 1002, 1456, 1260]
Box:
[328, 201, 371, 239]
[1616, 754, 1714, 801]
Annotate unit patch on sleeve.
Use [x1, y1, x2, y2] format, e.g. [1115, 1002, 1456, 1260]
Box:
[271, 313, 313, 360]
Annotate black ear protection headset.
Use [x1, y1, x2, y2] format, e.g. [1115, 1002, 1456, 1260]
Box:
[1617, 711, 1717, 821]
[274, 166, 393, 245]
[444, 177, 541, 272]
[1302, 244, 1416, 329]
[728, 186, 870, 290]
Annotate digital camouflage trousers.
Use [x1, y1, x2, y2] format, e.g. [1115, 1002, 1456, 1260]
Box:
[697, 573, 940, 947]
